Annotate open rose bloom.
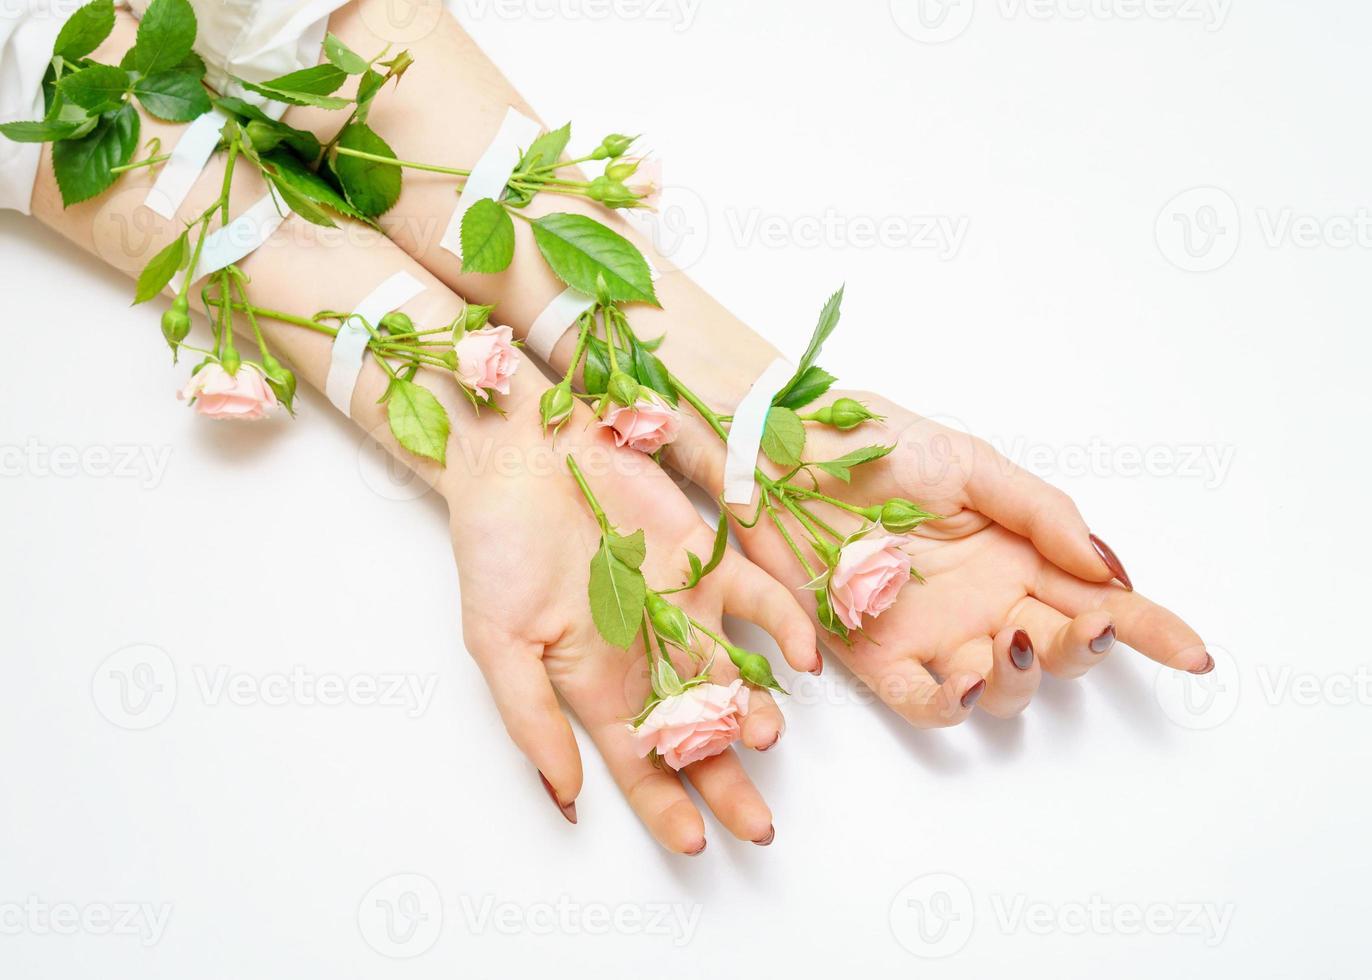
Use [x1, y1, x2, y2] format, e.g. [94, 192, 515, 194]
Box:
[829, 533, 914, 631]
[630, 679, 750, 770]
[600, 391, 681, 454]
[178, 363, 277, 420]
[454, 324, 519, 398]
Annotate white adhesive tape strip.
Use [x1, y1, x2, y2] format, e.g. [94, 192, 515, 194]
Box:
[144, 108, 227, 220]
[439, 106, 542, 261]
[172, 186, 291, 291]
[325, 271, 428, 417]
[722, 357, 796, 506]
[525, 260, 663, 363]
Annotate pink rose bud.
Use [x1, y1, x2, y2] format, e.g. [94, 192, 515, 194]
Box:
[828, 533, 914, 631]
[178, 363, 278, 421]
[628, 158, 662, 209]
[454, 324, 519, 399]
[630, 680, 750, 771]
[599, 390, 681, 454]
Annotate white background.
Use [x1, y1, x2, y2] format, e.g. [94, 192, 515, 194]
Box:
[1, 0, 1368, 977]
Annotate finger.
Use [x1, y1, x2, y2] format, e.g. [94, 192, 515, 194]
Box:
[1011, 597, 1115, 679]
[963, 442, 1129, 588]
[843, 649, 984, 729]
[681, 749, 775, 845]
[1031, 564, 1211, 674]
[722, 555, 821, 673]
[582, 719, 708, 855]
[465, 628, 582, 823]
[942, 627, 1040, 718]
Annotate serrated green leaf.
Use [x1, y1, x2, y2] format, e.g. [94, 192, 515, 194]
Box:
[133, 231, 186, 304]
[51, 102, 138, 206]
[0, 118, 85, 143]
[131, 0, 197, 75]
[519, 122, 571, 172]
[323, 33, 368, 74]
[583, 335, 610, 395]
[57, 65, 130, 114]
[133, 70, 209, 121]
[259, 63, 348, 97]
[588, 541, 647, 649]
[238, 78, 350, 110]
[332, 122, 401, 217]
[606, 529, 646, 570]
[213, 97, 320, 160]
[459, 198, 515, 274]
[53, 0, 116, 60]
[263, 150, 366, 222]
[630, 337, 677, 406]
[385, 379, 450, 464]
[815, 444, 894, 483]
[531, 213, 658, 306]
[773, 364, 836, 411]
[760, 406, 806, 468]
[773, 286, 845, 407]
[268, 177, 337, 228]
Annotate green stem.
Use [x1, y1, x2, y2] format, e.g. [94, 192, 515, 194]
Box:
[111, 153, 171, 174]
[766, 502, 818, 578]
[784, 485, 874, 517]
[565, 454, 610, 532]
[332, 145, 471, 178]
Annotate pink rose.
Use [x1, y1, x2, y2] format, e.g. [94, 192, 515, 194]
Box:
[178, 363, 277, 420]
[454, 325, 519, 398]
[829, 533, 913, 630]
[630, 680, 750, 770]
[600, 392, 680, 454]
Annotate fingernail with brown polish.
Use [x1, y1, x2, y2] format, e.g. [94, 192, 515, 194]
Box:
[810, 650, 824, 676]
[960, 679, 986, 709]
[1010, 629, 1034, 670]
[539, 771, 577, 825]
[752, 826, 776, 846]
[1090, 534, 1134, 591]
[1190, 653, 1215, 675]
[1090, 625, 1117, 654]
[758, 732, 781, 752]
[686, 840, 707, 856]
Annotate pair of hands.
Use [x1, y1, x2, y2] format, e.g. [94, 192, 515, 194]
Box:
[448, 386, 1209, 854]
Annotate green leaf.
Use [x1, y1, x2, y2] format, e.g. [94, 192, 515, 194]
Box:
[213, 97, 320, 160]
[131, 0, 197, 75]
[0, 118, 86, 143]
[385, 379, 450, 464]
[133, 231, 187, 304]
[133, 70, 209, 121]
[588, 540, 647, 649]
[606, 529, 646, 570]
[356, 68, 386, 106]
[257, 63, 348, 97]
[323, 33, 369, 74]
[53, 0, 116, 60]
[815, 444, 894, 483]
[57, 65, 131, 114]
[629, 337, 676, 406]
[51, 102, 138, 206]
[583, 335, 610, 395]
[175, 51, 207, 79]
[760, 406, 806, 468]
[531, 213, 658, 306]
[773, 286, 845, 407]
[332, 122, 401, 217]
[268, 177, 337, 228]
[238, 78, 349, 110]
[459, 198, 515, 274]
[518, 123, 571, 172]
[773, 365, 836, 411]
[262, 151, 366, 222]
[678, 510, 730, 589]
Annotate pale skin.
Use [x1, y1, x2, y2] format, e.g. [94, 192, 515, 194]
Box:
[276, 1, 1212, 728]
[27, 12, 821, 854]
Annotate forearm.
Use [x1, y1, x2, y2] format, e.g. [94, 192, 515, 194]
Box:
[285, 3, 778, 490]
[27, 12, 550, 508]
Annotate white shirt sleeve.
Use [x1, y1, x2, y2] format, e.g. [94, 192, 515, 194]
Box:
[0, 3, 70, 214]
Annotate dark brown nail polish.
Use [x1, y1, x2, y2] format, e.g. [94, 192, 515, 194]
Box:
[1009, 629, 1034, 670]
[960, 679, 986, 709]
[686, 840, 707, 856]
[752, 826, 776, 846]
[1090, 625, 1117, 654]
[1190, 653, 1215, 675]
[758, 732, 780, 752]
[539, 771, 577, 825]
[1090, 533, 1134, 591]
[810, 650, 824, 676]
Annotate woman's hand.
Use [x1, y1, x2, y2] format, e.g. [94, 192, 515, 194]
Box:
[730, 390, 1210, 727]
[444, 400, 817, 852]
